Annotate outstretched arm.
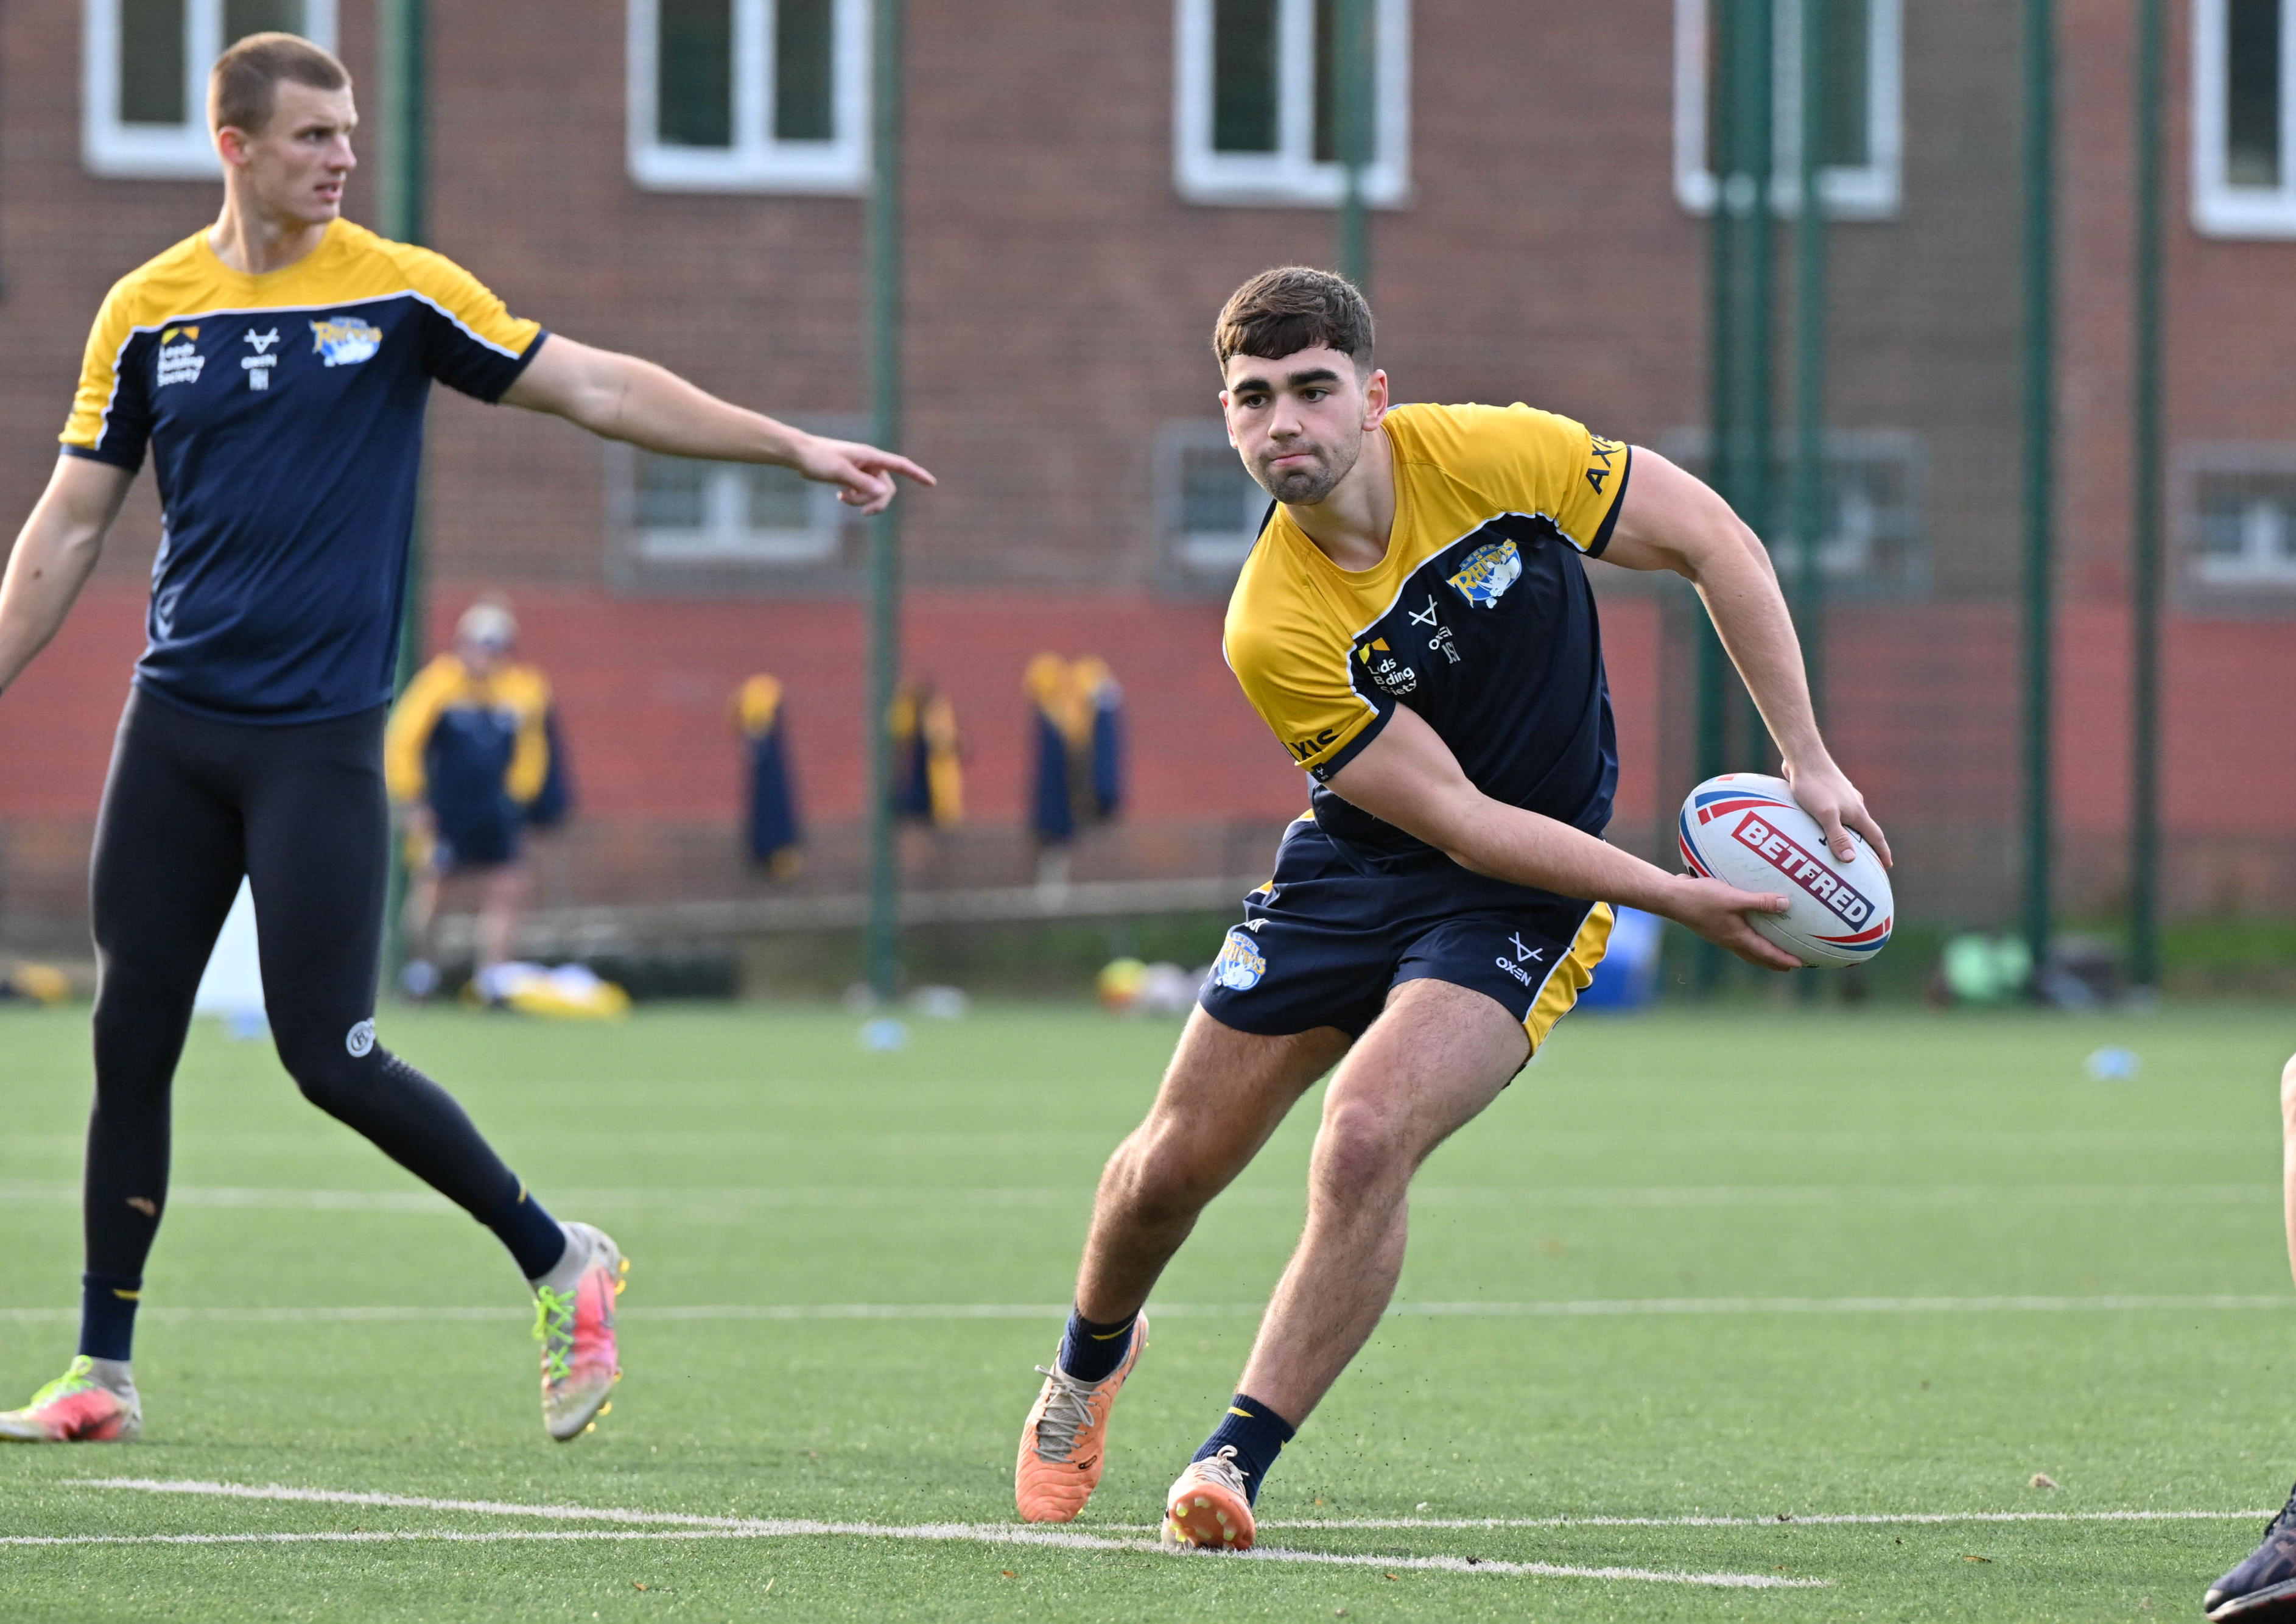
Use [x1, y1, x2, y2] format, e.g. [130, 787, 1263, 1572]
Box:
[1601, 448, 1891, 866]
[501, 336, 935, 516]
[0, 456, 135, 700]
[1326, 703, 1803, 970]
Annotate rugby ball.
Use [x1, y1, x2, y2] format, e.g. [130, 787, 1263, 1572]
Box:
[1677, 773, 1892, 968]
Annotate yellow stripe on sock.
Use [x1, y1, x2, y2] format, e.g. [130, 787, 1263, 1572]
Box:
[112, 1290, 139, 1301]
[1522, 901, 1616, 1054]
[1088, 1326, 1131, 1341]
[1227, 1405, 1254, 1419]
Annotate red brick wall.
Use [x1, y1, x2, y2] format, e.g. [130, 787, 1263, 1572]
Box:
[4, 0, 2296, 943]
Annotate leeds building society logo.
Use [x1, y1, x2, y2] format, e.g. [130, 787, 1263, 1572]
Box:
[311, 315, 384, 368]
[1353, 637, 1417, 696]
[1448, 538, 1523, 609]
[1211, 929, 1268, 992]
[155, 326, 205, 388]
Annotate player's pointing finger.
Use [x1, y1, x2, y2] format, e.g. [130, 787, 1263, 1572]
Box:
[873, 452, 937, 488]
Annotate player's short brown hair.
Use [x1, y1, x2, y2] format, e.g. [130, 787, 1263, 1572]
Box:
[1213, 267, 1376, 373]
[209, 32, 350, 136]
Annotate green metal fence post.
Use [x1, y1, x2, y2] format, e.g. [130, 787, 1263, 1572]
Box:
[2130, 0, 2163, 991]
[1334, 0, 1372, 290]
[379, 0, 428, 693]
[863, 0, 905, 1004]
[2021, 0, 2056, 986]
[1790, 0, 1827, 725]
[1790, 0, 1830, 1002]
[379, 0, 427, 985]
[1731, 0, 1776, 773]
[1696, 0, 1744, 996]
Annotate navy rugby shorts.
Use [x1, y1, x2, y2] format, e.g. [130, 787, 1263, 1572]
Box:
[430, 807, 521, 871]
[1197, 817, 1615, 1050]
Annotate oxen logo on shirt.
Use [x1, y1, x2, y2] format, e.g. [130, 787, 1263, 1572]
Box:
[1448, 538, 1523, 609]
[311, 315, 384, 367]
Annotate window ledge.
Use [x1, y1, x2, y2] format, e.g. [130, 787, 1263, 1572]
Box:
[2192, 189, 2296, 239]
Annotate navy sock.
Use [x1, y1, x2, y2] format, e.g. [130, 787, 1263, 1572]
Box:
[77, 1273, 142, 1363]
[493, 1184, 568, 1280]
[1193, 1393, 1296, 1505]
[1056, 1306, 1139, 1383]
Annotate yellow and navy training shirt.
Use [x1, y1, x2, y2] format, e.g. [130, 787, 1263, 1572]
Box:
[383, 653, 552, 817]
[62, 219, 547, 723]
[1222, 401, 1629, 870]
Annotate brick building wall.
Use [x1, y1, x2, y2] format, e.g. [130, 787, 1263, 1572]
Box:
[1, 1, 2292, 952]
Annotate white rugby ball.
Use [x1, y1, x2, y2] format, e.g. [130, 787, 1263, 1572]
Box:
[1677, 773, 1893, 968]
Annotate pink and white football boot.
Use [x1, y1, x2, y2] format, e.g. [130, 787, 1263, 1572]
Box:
[0, 1357, 141, 1443]
[532, 1222, 627, 1441]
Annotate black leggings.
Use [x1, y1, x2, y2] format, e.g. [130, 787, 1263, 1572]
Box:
[85, 688, 560, 1291]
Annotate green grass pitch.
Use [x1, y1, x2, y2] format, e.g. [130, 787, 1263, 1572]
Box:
[4, 998, 2295, 1620]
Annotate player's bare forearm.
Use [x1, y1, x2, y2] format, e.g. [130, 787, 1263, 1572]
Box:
[1325, 705, 1800, 970]
[502, 336, 935, 516]
[0, 457, 133, 698]
[1602, 448, 1892, 866]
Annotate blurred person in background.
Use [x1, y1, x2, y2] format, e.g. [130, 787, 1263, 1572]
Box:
[387, 597, 553, 1002]
[891, 680, 963, 873]
[0, 32, 930, 1449]
[732, 673, 803, 877]
[1025, 653, 1124, 886]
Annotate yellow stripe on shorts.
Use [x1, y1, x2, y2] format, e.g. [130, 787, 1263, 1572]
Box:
[1522, 901, 1615, 1052]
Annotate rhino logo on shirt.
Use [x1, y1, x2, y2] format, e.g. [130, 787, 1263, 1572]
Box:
[1448, 538, 1523, 608]
[1211, 929, 1268, 991]
[311, 315, 383, 367]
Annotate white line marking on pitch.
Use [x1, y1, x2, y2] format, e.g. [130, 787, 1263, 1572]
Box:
[1260, 1510, 2277, 1529]
[57, 1480, 1819, 1589]
[6, 1293, 2289, 1326]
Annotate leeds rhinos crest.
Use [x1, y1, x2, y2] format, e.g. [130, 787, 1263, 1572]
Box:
[1211, 929, 1266, 991]
[310, 315, 383, 368]
[1448, 538, 1523, 608]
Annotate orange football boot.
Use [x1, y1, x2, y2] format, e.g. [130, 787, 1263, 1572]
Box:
[1014, 1313, 1148, 1522]
[1162, 1446, 1257, 1551]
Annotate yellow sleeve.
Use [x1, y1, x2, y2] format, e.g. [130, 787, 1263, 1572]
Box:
[60, 279, 153, 467]
[394, 244, 547, 400]
[1223, 579, 1386, 784]
[383, 657, 459, 803]
[503, 667, 552, 806]
[1405, 402, 1631, 554]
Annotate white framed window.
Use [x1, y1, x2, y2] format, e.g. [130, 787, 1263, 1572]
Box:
[1657, 427, 1928, 598]
[1155, 421, 1272, 596]
[2178, 445, 2296, 597]
[2194, 0, 2296, 236]
[627, 0, 869, 194]
[606, 433, 862, 590]
[84, 0, 337, 180]
[1673, 0, 1901, 219]
[1174, 0, 1411, 208]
